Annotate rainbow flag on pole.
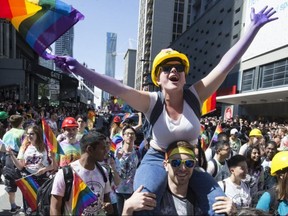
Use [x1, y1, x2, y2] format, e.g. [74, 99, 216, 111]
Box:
[210, 124, 223, 143]
[15, 175, 39, 212]
[0, 0, 84, 59]
[72, 172, 98, 215]
[202, 92, 216, 116]
[42, 118, 64, 155]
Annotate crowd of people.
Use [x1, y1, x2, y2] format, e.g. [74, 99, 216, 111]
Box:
[0, 5, 287, 216]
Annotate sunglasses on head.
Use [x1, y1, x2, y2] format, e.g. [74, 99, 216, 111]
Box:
[169, 159, 195, 168]
[161, 64, 185, 73]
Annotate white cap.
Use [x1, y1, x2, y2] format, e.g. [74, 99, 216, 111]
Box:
[230, 128, 238, 135]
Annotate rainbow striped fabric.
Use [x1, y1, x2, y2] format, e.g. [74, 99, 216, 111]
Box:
[72, 172, 98, 215]
[15, 175, 39, 212]
[42, 118, 64, 155]
[210, 124, 223, 143]
[202, 92, 216, 116]
[0, 0, 84, 59]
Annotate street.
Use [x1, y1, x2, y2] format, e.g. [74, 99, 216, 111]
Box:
[0, 176, 24, 216]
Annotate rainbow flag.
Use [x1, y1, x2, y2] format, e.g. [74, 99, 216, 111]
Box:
[15, 175, 39, 211]
[202, 92, 216, 116]
[110, 133, 123, 156]
[42, 118, 64, 155]
[0, 0, 84, 59]
[210, 124, 223, 144]
[72, 172, 98, 215]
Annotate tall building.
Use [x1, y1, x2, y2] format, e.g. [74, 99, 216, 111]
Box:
[136, 0, 208, 91]
[54, 28, 74, 57]
[103, 32, 117, 101]
[123, 49, 137, 88]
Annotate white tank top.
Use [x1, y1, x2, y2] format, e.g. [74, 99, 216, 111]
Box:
[145, 86, 201, 150]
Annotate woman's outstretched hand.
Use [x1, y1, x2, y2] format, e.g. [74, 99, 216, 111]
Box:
[54, 56, 80, 73]
[250, 6, 278, 28]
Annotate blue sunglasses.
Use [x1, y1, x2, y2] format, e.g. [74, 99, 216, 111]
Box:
[169, 159, 195, 168]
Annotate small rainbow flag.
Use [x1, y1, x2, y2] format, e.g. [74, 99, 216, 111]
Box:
[0, 0, 84, 59]
[42, 118, 64, 155]
[202, 92, 216, 116]
[15, 175, 39, 212]
[72, 172, 98, 215]
[210, 124, 223, 143]
[110, 133, 123, 156]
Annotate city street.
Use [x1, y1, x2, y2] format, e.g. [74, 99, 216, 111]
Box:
[0, 176, 24, 216]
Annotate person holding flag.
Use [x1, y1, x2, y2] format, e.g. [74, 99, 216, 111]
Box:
[7, 124, 56, 214]
[50, 131, 113, 215]
[55, 6, 278, 215]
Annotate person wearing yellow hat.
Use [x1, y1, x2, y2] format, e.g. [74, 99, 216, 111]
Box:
[54, 6, 277, 215]
[239, 128, 263, 157]
[256, 151, 288, 215]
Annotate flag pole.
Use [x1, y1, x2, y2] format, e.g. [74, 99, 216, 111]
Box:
[68, 69, 99, 99]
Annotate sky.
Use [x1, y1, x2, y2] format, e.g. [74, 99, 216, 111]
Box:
[62, 0, 139, 80]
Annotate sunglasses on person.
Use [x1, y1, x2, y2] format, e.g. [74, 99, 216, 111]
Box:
[161, 64, 185, 73]
[168, 159, 196, 168]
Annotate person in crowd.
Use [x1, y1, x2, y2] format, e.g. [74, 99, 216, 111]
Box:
[0, 111, 9, 183]
[218, 155, 251, 209]
[50, 131, 113, 215]
[7, 125, 56, 214]
[239, 128, 263, 156]
[122, 140, 236, 215]
[115, 125, 139, 215]
[75, 114, 89, 142]
[261, 140, 278, 189]
[54, 6, 277, 215]
[100, 135, 121, 215]
[243, 145, 264, 206]
[277, 135, 288, 151]
[110, 116, 122, 139]
[205, 132, 230, 163]
[206, 140, 231, 181]
[229, 128, 241, 155]
[2, 114, 25, 213]
[256, 151, 288, 215]
[57, 117, 81, 167]
[47, 112, 59, 136]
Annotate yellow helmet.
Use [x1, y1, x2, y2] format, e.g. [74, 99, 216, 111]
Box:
[249, 128, 263, 137]
[151, 48, 190, 86]
[271, 151, 288, 176]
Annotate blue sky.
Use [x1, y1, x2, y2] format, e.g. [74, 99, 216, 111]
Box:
[63, 0, 139, 79]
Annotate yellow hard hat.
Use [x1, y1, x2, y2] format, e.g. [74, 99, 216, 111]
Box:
[151, 48, 190, 86]
[249, 128, 263, 137]
[271, 151, 288, 176]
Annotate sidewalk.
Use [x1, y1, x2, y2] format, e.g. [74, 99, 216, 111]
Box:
[0, 176, 24, 216]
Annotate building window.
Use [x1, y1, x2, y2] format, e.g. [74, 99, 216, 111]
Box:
[242, 68, 256, 91]
[259, 59, 288, 88]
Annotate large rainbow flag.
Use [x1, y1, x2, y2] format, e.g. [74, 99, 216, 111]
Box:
[42, 118, 64, 155]
[202, 92, 216, 116]
[72, 172, 98, 215]
[0, 0, 84, 59]
[15, 175, 39, 212]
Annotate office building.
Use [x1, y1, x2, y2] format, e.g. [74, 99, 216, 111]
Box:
[123, 49, 137, 88]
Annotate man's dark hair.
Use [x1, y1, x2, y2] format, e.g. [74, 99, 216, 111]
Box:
[215, 140, 230, 152]
[218, 132, 229, 141]
[227, 155, 247, 168]
[80, 131, 106, 153]
[76, 114, 87, 122]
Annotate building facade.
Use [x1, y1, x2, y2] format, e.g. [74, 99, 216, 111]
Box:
[123, 49, 137, 88]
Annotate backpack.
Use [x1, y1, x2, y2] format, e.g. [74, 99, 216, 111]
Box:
[36, 165, 73, 216]
[210, 158, 218, 178]
[36, 162, 107, 216]
[142, 88, 201, 141]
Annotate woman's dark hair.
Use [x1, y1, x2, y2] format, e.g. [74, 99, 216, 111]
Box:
[246, 144, 262, 172]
